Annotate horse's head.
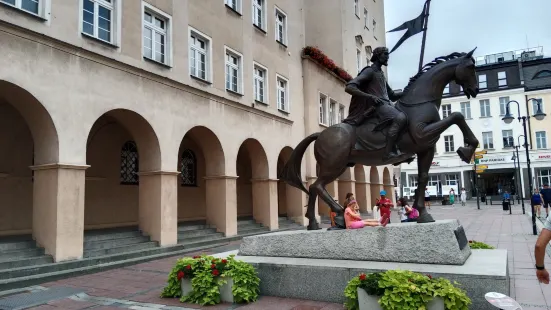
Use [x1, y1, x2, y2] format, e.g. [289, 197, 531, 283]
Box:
[454, 47, 479, 99]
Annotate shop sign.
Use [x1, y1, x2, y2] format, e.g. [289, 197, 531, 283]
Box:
[431, 161, 440, 166]
[478, 157, 506, 164]
[538, 154, 551, 160]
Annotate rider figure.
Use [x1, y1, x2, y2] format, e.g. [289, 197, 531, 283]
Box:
[343, 46, 406, 161]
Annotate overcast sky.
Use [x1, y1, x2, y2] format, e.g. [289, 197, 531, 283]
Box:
[384, 0, 551, 89]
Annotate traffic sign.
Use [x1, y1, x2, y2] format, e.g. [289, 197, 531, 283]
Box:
[475, 154, 484, 159]
[477, 165, 488, 170]
[475, 150, 487, 155]
[476, 169, 486, 174]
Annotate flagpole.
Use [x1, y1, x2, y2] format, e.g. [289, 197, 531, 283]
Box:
[418, 0, 431, 72]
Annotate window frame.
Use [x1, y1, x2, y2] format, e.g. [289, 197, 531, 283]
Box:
[538, 169, 551, 188]
[274, 6, 288, 46]
[338, 104, 345, 122]
[252, 0, 266, 31]
[502, 129, 514, 148]
[443, 83, 450, 94]
[482, 131, 494, 149]
[372, 19, 377, 36]
[356, 48, 362, 74]
[460, 101, 471, 119]
[224, 46, 244, 95]
[120, 140, 139, 186]
[80, 0, 120, 45]
[363, 7, 369, 29]
[497, 71, 507, 88]
[142, 2, 173, 67]
[444, 135, 455, 153]
[276, 74, 290, 113]
[536, 131, 548, 149]
[354, 0, 359, 17]
[478, 74, 487, 89]
[319, 93, 328, 126]
[0, 0, 49, 19]
[479, 99, 491, 117]
[188, 27, 212, 83]
[180, 149, 198, 187]
[442, 104, 452, 118]
[498, 96, 509, 116]
[532, 98, 544, 114]
[225, 0, 241, 14]
[253, 62, 268, 104]
[329, 99, 338, 126]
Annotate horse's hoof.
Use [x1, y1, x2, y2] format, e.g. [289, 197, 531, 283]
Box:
[307, 222, 321, 230]
[456, 147, 473, 164]
[417, 213, 436, 223]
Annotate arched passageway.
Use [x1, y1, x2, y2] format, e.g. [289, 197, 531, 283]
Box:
[369, 167, 381, 211]
[354, 165, 370, 212]
[277, 147, 304, 224]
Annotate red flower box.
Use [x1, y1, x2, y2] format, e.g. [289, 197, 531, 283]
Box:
[303, 46, 353, 82]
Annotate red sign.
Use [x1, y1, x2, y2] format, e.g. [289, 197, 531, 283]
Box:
[431, 162, 440, 166]
[539, 155, 551, 159]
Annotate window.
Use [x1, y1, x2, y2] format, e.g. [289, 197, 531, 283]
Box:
[277, 75, 289, 112]
[443, 84, 449, 94]
[356, 49, 361, 73]
[225, 48, 242, 93]
[409, 176, 418, 187]
[339, 105, 345, 122]
[479, 99, 491, 117]
[319, 94, 328, 125]
[363, 8, 368, 28]
[460, 102, 471, 119]
[498, 96, 509, 115]
[354, 0, 359, 16]
[536, 131, 548, 149]
[252, 0, 265, 29]
[120, 141, 139, 185]
[446, 174, 458, 186]
[275, 8, 287, 45]
[428, 175, 440, 187]
[502, 130, 514, 148]
[1, 0, 40, 15]
[82, 0, 115, 43]
[189, 29, 211, 81]
[498, 71, 507, 87]
[225, 0, 241, 12]
[444, 135, 454, 152]
[478, 74, 487, 89]
[180, 149, 197, 186]
[329, 100, 338, 126]
[534, 70, 551, 79]
[482, 132, 494, 149]
[539, 170, 551, 188]
[253, 64, 267, 103]
[442, 104, 452, 118]
[143, 6, 170, 65]
[372, 19, 377, 35]
[532, 98, 544, 114]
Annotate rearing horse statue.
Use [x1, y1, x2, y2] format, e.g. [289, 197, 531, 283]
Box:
[282, 48, 480, 230]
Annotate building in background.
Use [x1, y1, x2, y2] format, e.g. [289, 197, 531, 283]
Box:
[0, 0, 393, 267]
[400, 47, 551, 199]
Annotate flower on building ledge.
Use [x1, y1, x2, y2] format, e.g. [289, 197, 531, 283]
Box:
[302, 46, 353, 82]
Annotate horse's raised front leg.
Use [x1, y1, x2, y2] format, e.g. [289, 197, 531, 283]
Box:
[414, 148, 436, 223]
[449, 112, 479, 163]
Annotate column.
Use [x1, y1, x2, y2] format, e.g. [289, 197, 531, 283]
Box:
[286, 183, 307, 226]
[306, 177, 321, 223]
[205, 176, 238, 237]
[31, 164, 88, 262]
[338, 179, 355, 204]
[251, 179, 279, 230]
[139, 171, 178, 246]
[355, 181, 370, 213]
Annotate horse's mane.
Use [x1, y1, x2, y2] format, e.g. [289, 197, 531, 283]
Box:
[402, 52, 466, 93]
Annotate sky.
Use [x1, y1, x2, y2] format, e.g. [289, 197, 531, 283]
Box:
[384, 0, 551, 89]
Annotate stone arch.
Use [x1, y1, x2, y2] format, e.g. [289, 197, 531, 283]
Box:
[276, 146, 304, 224]
[354, 165, 370, 212]
[369, 166, 381, 210]
[383, 167, 394, 203]
[176, 126, 226, 231]
[236, 138, 274, 229]
[0, 80, 60, 236]
[85, 109, 162, 230]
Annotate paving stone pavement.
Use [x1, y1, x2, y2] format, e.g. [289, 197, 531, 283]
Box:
[5, 200, 551, 309]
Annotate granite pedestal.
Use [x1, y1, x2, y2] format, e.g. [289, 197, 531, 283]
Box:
[239, 220, 471, 265]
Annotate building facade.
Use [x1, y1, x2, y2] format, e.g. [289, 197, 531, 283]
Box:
[400, 47, 551, 199]
[0, 0, 393, 262]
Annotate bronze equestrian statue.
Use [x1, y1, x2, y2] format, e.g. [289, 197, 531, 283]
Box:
[282, 46, 480, 230]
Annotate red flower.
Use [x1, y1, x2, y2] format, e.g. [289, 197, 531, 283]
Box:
[177, 271, 185, 280]
[193, 255, 200, 259]
[211, 264, 216, 269]
[212, 259, 217, 264]
[185, 265, 191, 270]
[222, 259, 228, 264]
[359, 274, 366, 281]
[212, 269, 220, 276]
[426, 274, 433, 279]
[468, 240, 473, 243]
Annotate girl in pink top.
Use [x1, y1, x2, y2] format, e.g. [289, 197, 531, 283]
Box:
[344, 200, 389, 229]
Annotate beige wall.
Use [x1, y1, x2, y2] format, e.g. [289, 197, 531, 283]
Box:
[527, 91, 551, 147]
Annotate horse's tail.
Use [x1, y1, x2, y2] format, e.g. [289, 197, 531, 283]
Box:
[281, 132, 320, 194]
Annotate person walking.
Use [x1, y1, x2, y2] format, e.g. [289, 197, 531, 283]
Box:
[541, 184, 551, 218]
[460, 188, 467, 206]
[449, 189, 456, 205]
[424, 188, 431, 209]
[532, 189, 544, 219]
[535, 214, 551, 283]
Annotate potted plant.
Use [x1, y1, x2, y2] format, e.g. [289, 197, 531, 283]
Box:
[468, 240, 495, 249]
[344, 270, 471, 310]
[160, 254, 260, 306]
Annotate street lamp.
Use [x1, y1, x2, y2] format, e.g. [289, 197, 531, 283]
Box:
[502, 99, 547, 235]
[513, 135, 526, 214]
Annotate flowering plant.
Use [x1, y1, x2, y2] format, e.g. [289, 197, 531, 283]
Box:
[468, 240, 495, 249]
[161, 254, 259, 306]
[303, 46, 354, 82]
[344, 270, 471, 310]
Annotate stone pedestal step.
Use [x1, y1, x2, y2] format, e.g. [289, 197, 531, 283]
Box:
[83, 236, 151, 251]
[83, 241, 158, 258]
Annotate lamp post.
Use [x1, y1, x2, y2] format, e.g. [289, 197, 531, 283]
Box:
[503, 99, 546, 235]
[514, 135, 526, 214]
